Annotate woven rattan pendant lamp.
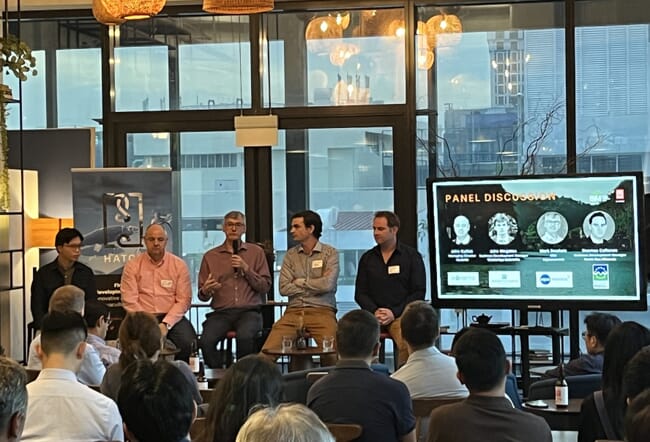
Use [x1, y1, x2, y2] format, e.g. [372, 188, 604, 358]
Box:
[92, 0, 166, 23]
[203, 0, 274, 14]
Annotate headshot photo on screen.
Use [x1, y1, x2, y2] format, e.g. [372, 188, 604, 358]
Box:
[583, 211, 615, 245]
[536, 211, 568, 245]
[450, 215, 472, 246]
[488, 213, 518, 246]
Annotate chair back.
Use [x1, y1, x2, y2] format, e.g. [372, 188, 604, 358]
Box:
[528, 373, 601, 400]
[306, 371, 328, 384]
[412, 397, 463, 441]
[326, 423, 362, 442]
[25, 368, 40, 383]
[282, 366, 336, 404]
[200, 388, 213, 404]
[190, 417, 206, 441]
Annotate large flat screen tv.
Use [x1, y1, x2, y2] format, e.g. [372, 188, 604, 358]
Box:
[427, 172, 647, 311]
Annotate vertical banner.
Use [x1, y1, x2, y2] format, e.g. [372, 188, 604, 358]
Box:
[72, 168, 173, 338]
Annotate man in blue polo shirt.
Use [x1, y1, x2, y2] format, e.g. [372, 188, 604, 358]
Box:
[355, 211, 426, 367]
[307, 309, 415, 442]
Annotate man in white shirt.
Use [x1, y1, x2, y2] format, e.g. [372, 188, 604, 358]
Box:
[27, 285, 105, 386]
[22, 310, 123, 441]
[84, 300, 121, 367]
[392, 301, 468, 399]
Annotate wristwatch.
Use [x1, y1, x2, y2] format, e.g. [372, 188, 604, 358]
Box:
[162, 322, 172, 331]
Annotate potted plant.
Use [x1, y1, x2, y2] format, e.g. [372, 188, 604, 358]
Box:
[0, 33, 37, 210]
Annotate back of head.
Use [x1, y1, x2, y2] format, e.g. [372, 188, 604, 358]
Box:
[584, 312, 621, 345]
[83, 300, 110, 329]
[55, 227, 83, 247]
[624, 388, 650, 442]
[48, 285, 85, 314]
[40, 310, 88, 356]
[235, 403, 334, 442]
[454, 328, 506, 392]
[336, 309, 379, 359]
[0, 356, 27, 436]
[400, 301, 438, 350]
[118, 312, 162, 369]
[118, 359, 195, 442]
[205, 355, 283, 442]
[602, 321, 650, 396]
[292, 210, 322, 239]
[450, 327, 470, 355]
[623, 346, 650, 401]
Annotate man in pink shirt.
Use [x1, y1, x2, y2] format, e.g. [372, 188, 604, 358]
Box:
[120, 223, 196, 361]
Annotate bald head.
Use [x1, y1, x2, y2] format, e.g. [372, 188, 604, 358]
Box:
[144, 224, 168, 262]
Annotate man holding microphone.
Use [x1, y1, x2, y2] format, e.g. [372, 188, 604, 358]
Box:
[198, 211, 272, 368]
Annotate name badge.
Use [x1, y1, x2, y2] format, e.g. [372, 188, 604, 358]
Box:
[312, 260, 323, 269]
[388, 265, 400, 275]
[161, 279, 173, 288]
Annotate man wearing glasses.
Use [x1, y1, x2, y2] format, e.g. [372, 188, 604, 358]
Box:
[121, 223, 196, 361]
[198, 211, 271, 368]
[84, 300, 121, 367]
[31, 227, 97, 330]
[544, 312, 621, 378]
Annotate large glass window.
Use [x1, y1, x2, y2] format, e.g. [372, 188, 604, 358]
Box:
[417, 3, 566, 178]
[272, 127, 394, 312]
[114, 16, 251, 111]
[267, 9, 406, 107]
[575, 0, 650, 179]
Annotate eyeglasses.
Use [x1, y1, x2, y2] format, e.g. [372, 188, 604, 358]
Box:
[291, 224, 303, 229]
[63, 243, 83, 250]
[581, 331, 590, 338]
[225, 222, 245, 229]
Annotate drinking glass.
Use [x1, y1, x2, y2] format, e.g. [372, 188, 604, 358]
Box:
[322, 336, 334, 352]
[281, 336, 293, 353]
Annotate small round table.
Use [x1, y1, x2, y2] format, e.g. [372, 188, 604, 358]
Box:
[262, 347, 336, 372]
[523, 398, 583, 431]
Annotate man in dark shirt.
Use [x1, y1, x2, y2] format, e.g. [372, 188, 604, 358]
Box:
[30, 227, 97, 329]
[308, 309, 415, 442]
[544, 312, 620, 378]
[355, 211, 426, 366]
[427, 328, 552, 442]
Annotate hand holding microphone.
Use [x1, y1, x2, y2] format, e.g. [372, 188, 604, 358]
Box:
[232, 239, 240, 273]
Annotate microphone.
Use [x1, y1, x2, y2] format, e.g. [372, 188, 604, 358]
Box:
[232, 239, 240, 273]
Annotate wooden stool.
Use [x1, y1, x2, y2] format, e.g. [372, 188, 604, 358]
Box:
[378, 331, 399, 371]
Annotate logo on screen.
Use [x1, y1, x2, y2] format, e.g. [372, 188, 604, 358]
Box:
[615, 188, 625, 203]
[592, 264, 610, 289]
[539, 274, 551, 285]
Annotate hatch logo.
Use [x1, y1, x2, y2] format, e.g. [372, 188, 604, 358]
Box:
[592, 264, 609, 289]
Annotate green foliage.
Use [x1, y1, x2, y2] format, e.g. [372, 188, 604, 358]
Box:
[0, 33, 37, 81]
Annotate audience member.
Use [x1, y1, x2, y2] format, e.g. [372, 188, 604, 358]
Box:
[200, 354, 283, 442]
[198, 211, 271, 368]
[236, 403, 334, 442]
[121, 223, 197, 361]
[624, 388, 650, 442]
[27, 284, 105, 385]
[578, 321, 650, 442]
[22, 311, 123, 441]
[0, 357, 27, 442]
[118, 359, 196, 442]
[30, 227, 97, 330]
[100, 311, 201, 406]
[623, 346, 650, 401]
[427, 328, 551, 442]
[392, 301, 468, 399]
[544, 312, 620, 378]
[261, 210, 339, 366]
[308, 309, 415, 442]
[355, 211, 426, 366]
[84, 300, 120, 367]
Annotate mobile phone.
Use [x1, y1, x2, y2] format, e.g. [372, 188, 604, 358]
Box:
[525, 400, 549, 409]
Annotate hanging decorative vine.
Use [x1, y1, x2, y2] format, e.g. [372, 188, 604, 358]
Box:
[0, 98, 7, 211]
